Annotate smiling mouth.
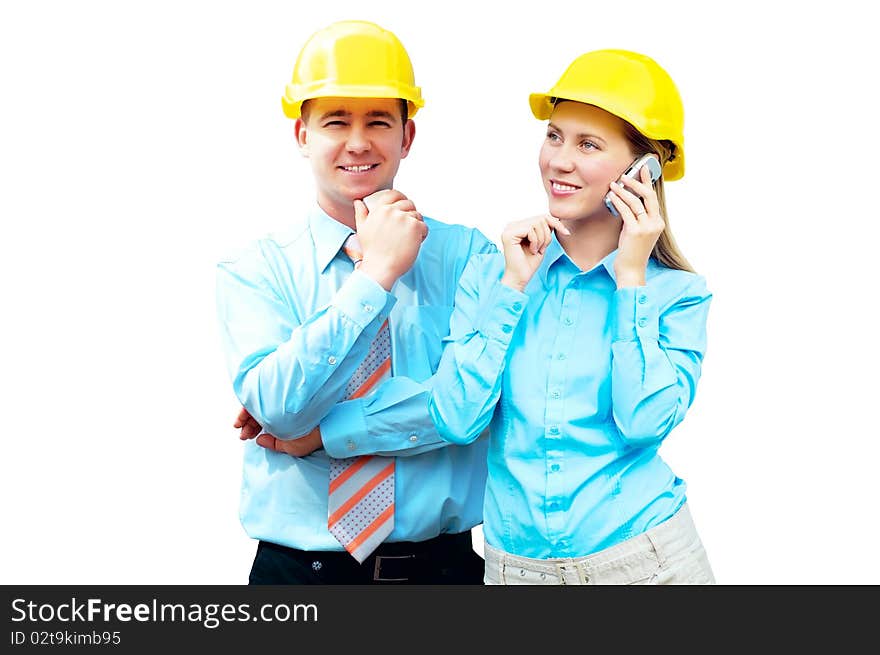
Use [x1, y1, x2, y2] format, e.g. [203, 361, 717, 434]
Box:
[339, 164, 379, 172]
[550, 180, 581, 192]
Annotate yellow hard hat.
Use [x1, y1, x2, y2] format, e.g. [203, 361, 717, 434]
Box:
[529, 49, 685, 180]
[282, 20, 424, 120]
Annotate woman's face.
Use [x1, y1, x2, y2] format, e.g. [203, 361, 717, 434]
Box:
[539, 101, 635, 221]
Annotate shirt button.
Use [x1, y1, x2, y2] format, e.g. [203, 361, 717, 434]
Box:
[501, 324, 513, 334]
[638, 294, 647, 304]
[551, 390, 561, 399]
[328, 355, 337, 365]
[548, 425, 560, 435]
[551, 464, 560, 472]
[549, 502, 559, 511]
[512, 302, 523, 312]
[408, 434, 418, 443]
[563, 317, 573, 326]
[638, 318, 648, 328]
[346, 440, 356, 451]
[557, 353, 566, 360]
[363, 303, 374, 313]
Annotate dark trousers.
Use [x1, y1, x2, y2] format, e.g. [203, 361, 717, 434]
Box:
[249, 531, 485, 585]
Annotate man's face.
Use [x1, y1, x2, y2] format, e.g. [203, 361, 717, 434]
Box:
[295, 97, 415, 222]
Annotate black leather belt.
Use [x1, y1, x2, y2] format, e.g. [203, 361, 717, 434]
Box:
[372, 554, 416, 582]
[368, 532, 473, 582]
[257, 531, 475, 583]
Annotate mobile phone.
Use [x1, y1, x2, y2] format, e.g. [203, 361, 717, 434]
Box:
[604, 154, 662, 217]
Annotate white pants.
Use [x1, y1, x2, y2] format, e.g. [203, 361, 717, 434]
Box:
[483, 503, 715, 585]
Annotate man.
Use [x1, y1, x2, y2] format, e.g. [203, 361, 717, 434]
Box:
[215, 20, 495, 584]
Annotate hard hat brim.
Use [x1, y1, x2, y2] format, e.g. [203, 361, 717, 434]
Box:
[282, 83, 424, 120]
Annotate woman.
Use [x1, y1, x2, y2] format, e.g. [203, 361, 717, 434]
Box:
[429, 49, 715, 584]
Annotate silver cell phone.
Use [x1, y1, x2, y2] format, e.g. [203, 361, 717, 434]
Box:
[604, 154, 662, 217]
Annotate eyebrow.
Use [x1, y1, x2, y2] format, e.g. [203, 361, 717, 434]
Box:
[318, 109, 397, 121]
[366, 110, 396, 120]
[547, 122, 607, 144]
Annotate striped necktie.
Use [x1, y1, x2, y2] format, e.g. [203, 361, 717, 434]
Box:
[328, 234, 396, 563]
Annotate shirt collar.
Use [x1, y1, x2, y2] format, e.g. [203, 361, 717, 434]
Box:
[537, 233, 568, 287]
[309, 206, 356, 273]
[598, 248, 619, 282]
[537, 234, 629, 287]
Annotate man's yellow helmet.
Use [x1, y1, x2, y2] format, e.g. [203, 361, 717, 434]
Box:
[282, 20, 424, 120]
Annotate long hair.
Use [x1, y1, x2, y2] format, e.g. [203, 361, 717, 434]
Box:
[622, 122, 695, 273]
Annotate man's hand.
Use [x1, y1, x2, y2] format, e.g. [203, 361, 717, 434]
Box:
[234, 406, 323, 457]
[234, 406, 264, 440]
[255, 426, 323, 457]
[354, 189, 428, 291]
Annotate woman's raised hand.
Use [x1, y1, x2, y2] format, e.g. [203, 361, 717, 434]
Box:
[500, 214, 570, 291]
[606, 164, 665, 288]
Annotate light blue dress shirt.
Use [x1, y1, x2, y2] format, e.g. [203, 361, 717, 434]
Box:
[216, 206, 496, 551]
[428, 235, 712, 559]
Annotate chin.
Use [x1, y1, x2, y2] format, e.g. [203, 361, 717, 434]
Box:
[546, 202, 585, 222]
[344, 184, 381, 200]
[553, 197, 614, 221]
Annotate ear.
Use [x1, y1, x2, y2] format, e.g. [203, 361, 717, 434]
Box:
[294, 118, 309, 157]
[399, 120, 416, 159]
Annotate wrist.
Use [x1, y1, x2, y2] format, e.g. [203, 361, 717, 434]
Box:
[357, 259, 399, 291]
[615, 270, 646, 288]
[500, 272, 528, 292]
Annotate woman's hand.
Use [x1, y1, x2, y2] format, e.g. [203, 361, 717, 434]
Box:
[607, 164, 665, 288]
[500, 214, 570, 291]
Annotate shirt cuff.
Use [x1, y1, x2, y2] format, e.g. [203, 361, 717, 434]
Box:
[321, 401, 368, 458]
[477, 282, 528, 342]
[333, 269, 396, 330]
[612, 286, 659, 342]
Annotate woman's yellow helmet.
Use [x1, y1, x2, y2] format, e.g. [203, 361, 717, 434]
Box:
[530, 49, 685, 180]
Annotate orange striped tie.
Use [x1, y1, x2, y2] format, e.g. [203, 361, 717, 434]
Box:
[328, 234, 395, 563]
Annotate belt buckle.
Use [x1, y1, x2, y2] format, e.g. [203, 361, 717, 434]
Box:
[373, 554, 413, 582]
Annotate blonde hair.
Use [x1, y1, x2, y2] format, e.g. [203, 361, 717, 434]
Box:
[622, 122, 695, 273]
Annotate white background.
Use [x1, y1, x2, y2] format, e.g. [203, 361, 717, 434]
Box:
[1, 0, 877, 585]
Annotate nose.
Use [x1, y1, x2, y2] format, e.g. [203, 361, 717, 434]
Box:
[548, 144, 575, 173]
[345, 124, 371, 154]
